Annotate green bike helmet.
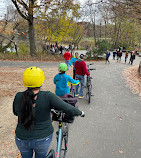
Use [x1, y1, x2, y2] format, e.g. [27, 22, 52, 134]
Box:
[59, 63, 67, 72]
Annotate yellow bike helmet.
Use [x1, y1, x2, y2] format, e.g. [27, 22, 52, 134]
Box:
[23, 66, 45, 88]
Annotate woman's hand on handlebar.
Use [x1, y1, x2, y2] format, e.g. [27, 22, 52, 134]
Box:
[80, 111, 85, 117]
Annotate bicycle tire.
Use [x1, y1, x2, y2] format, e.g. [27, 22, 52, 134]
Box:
[87, 79, 92, 104]
[88, 86, 91, 104]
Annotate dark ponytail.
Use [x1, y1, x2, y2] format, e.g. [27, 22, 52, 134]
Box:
[20, 88, 36, 130]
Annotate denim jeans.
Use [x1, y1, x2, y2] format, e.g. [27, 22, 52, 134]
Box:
[65, 60, 69, 70]
[75, 74, 85, 96]
[15, 134, 53, 158]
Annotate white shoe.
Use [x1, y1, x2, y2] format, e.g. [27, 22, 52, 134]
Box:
[78, 96, 84, 99]
[75, 94, 79, 97]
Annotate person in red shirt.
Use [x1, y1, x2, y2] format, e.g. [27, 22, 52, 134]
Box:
[74, 54, 90, 99]
[64, 49, 71, 70]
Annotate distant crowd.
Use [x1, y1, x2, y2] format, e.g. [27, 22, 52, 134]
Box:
[42, 42, 78, 55]
[105, 46, 137, 65]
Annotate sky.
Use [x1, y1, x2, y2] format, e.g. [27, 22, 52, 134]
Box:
[0, 0, 97, 20]
[78, 0, 96, 5]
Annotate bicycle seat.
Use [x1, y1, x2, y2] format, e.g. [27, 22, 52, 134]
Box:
[62, 94, 77, 106]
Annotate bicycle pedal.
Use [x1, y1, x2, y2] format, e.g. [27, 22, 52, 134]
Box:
[62, 132, 67, 137]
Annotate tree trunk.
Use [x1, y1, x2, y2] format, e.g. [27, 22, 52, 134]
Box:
[28, 20, 36, 56]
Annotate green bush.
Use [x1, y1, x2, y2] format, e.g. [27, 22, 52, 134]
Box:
[18, 43, 29, 55]
[87, 40, 110, 58]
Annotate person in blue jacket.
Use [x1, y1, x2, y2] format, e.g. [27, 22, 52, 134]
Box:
[105, 50, 110, 64]
[54, 63, 79, 97]
[69, 52, 79, 79]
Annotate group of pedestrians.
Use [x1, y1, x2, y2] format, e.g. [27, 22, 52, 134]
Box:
[58, 50, 90, 99]
[13, 49, 91, 158]
[13, 65, 85, 157]
[106, 48, 136, 65]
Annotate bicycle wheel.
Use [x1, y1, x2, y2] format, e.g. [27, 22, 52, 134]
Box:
[88, 86, 91, 104]
[87, 80, 92, 104]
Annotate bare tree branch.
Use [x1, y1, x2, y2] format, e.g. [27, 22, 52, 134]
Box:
[11, 0, 30, 21]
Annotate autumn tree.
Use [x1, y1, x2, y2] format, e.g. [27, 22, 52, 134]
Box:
[35, 0, 83, 47]
[11, 0, 40, 56]
[0, 5, 19, 55]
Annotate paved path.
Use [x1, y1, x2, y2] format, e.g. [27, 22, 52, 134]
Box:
[65, 56, 141, 158]
[0, 55, 140, 158]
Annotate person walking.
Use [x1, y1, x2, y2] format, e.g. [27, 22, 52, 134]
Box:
[64, 49, 71, 70]
[129, 51, 135, 65]
[13, 66, 84, 158]
[125, 51, 129, 63]
[59, 45, 63, 54]
[113, 50, 116, 60]
[105, 50, 110, 64]
[54, 63, 79, 97]
[74, 54, 90, 99]
[118, 50, 122, 62]
[117, 49, 119, 62]
[69, 52, 79, 79]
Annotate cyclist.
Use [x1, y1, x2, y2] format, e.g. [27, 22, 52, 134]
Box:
[13, 66, 84, 158]
[54, 63, 79, 97]
[74, 54, 90, 99]
[69, 52, 79, 79]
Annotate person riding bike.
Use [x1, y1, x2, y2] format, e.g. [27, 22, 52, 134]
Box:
[54, 63, 79, 97]
[69, 52, 79, 79]
[13, 66, 84, 158]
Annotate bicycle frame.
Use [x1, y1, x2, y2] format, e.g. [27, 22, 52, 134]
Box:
[47, 111, 68, 158]
[70, 84, 76, 97]
[56, 122, 63, 158]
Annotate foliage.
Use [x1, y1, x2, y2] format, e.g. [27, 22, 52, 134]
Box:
[18, 43, 29, 55]
[86, 40, 110, 58]
[79, 40, 94, 50]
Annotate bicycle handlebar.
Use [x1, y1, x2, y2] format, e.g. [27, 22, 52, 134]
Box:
[51, 109, 85, 118]
[88, 68, 96, 71]
[87, 63, 94, 66]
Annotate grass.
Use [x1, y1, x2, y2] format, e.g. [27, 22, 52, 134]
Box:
[0, 52, 65, 62]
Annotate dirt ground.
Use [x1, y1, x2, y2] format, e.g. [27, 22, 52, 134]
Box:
[123, 65, 141, 99]
[0, 65, 140, 158]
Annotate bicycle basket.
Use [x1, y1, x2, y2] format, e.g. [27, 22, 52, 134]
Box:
[52, 94, 77, 123]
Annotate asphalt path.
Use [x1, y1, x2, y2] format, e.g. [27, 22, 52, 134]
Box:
[0, 55, 141, 158]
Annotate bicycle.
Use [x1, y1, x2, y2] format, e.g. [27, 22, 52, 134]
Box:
[47, 96, 83, 158]
[47, 110, 69, 158]
[86, 63, 96, 104]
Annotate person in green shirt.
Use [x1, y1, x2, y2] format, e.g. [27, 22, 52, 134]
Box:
[13, 66, 84, 158]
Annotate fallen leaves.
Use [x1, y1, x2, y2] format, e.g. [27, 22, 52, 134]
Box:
[119, 150, 124, 154]
[123, 66, 141, 99]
